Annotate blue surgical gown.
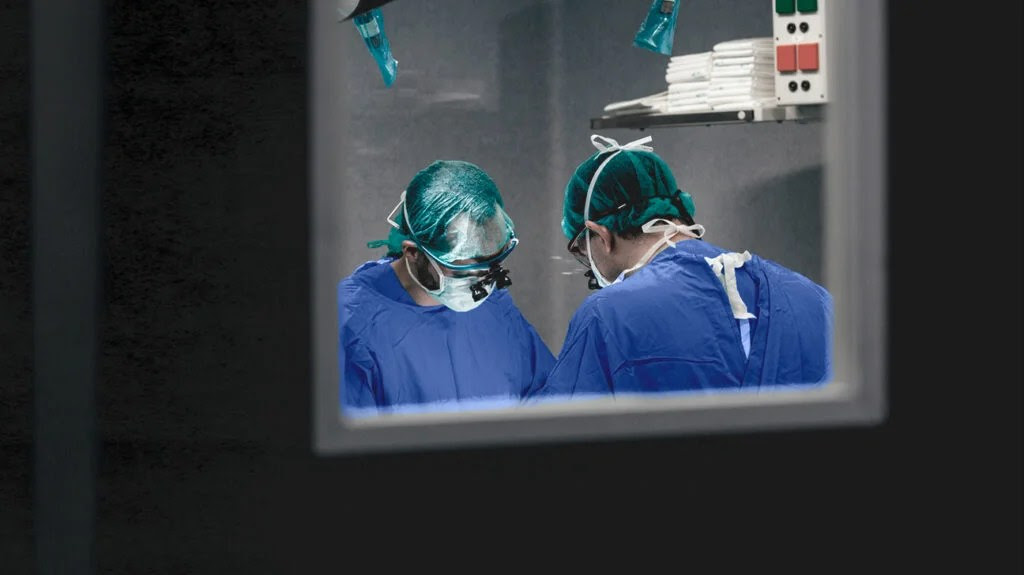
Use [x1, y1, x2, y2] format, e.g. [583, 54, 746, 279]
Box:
[526, 240, 832, 400]
[338, 258, 556, 415]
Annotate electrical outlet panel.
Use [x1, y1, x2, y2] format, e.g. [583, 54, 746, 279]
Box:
[773, 0, 828, 105]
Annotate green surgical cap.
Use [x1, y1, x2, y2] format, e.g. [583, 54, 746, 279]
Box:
[368, 160, 514, 265]
[561, 142, 696, 240]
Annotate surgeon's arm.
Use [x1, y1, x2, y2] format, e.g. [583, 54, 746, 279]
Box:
[510, 309, 557, 400]
[526, 312, 616, 400]
[339, 341, 379, 411]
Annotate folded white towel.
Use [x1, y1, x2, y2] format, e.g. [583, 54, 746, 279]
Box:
[710, 73, 774, 81]
[671, 50, 712, 58]
[712, 55, 774, 67]
[669, 78, 711, 86]
[707, 92, 768, 101]
[669, 51, 712, 63]
[668, 58, 712, 68]
[713, 37, 774, 52]
[668, 85, 708, 94]
[710, 68, 775, 79]
[666, 70, 712, 83]
[666, 63, 711, 75]
[605, 108, 660, 117]
[709, 78, 775, 89]
[714, 50, 774, 58]
[707, 87, 774, 98]
[707, 92, 774, 102]
[604, 106, 660, 117]
[607, 95, 671, 115]
[708, 84, 773, 93]
[603, 101, 657, 113]
[668, 57, 710, 66]
[668, 101, 708, 111]
[710, 99, 774, 111]
[668, 89, 706, 97]
[715, 59, 775, 67]
[709, 76, 775, 85]
[667, 93, 707, 104]
[714, 47, 775, 58]
[708, 89, 773, 99]
[708, 97, 772, 107]
[711, 96, 773, 104]
[668, 81, 711, 94]
[708, 86, 772, 94]
[712, 63, 773, 73]
[667, 63, 711, 73]
[710, 61, 774, 71]
[667, 103, 714, 113]
[603, 91, 668, 112]
[668, 58, 710, 67]
[668, 96, 708, 104]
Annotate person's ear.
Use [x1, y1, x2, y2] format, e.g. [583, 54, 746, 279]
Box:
[400, 240, 419, 260]
[584, 220, 614, 254]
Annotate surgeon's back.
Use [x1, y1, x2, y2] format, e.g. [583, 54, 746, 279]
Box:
[530, 239, 831, 399]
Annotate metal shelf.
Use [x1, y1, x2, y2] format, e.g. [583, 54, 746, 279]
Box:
[590, 104, 825, 130]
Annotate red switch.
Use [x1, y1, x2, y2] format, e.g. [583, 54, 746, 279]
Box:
[776, 44, 797, 72]
[797, 43, 820, 71]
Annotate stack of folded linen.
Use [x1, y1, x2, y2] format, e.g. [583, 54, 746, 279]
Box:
[706, 37, 776, 111]
[601, 90, 669, 117]
[665, 51, 713, 113]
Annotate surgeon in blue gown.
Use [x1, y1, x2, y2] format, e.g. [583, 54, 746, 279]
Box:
[339, 160, 555, 415]
[525, 135, 832, 401]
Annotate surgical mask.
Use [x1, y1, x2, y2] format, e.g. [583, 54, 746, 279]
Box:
[406, 252, 493, 312]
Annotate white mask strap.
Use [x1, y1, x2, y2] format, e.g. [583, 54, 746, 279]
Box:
[618, 218, 707, 280]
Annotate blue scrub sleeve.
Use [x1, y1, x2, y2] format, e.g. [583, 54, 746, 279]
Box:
[504, 304, 556, 398]
[525, 321, 557, 398]
[528, 311, 619, 398]
[340, 340, 379, 410]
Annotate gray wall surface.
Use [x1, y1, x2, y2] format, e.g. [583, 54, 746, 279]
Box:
[323, 0, 825, 355]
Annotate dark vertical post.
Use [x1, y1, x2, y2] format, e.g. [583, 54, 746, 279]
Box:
[31, 0, 103, 572]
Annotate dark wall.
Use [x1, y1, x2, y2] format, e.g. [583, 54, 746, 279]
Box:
[2, 1, 1020, 573]
[1, 0, 31, 567]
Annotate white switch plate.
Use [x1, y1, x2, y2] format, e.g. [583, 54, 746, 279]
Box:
[773, 0, 829, 105]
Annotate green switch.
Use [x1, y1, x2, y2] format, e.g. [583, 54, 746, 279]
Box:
[776, 0, 795, 15]
[798, 0, 818, 13]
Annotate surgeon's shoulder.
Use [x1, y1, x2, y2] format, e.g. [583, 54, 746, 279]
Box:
[488, 289, 548, 331]
[485, 288, 523, 318]
[756, 256, 832, 304]
[337, 267, 370, 303]
[567, 290, 612, 326]
[337, 260, 390, 318]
